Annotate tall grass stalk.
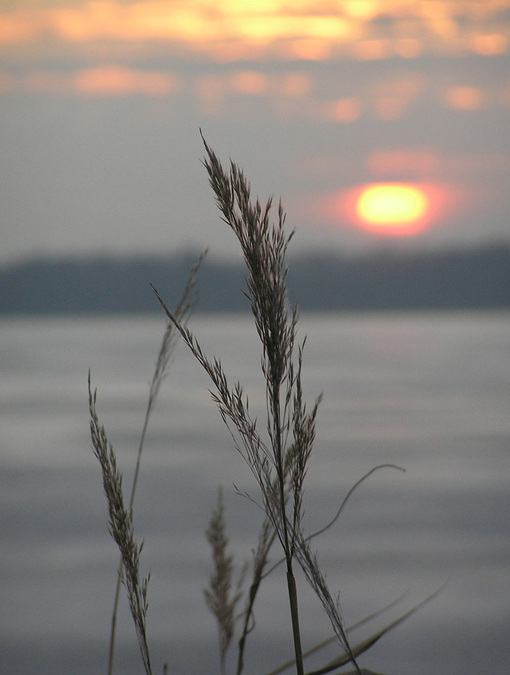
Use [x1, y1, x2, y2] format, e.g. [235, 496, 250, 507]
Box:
[89, 379, 153, 675]
[93, 252, 204, 675]
[152, 136, 363, 675]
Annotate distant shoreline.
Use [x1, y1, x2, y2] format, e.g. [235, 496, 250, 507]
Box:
[1, 244, 509, 315]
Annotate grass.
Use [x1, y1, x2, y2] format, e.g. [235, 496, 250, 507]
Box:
[93, 250, 205, 675]
[89, 136, 438, 675]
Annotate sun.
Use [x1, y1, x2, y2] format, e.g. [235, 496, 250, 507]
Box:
[355, 183, 429, 235]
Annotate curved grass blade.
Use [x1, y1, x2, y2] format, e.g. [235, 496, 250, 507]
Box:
[264, 593, 408, 675]
[305, 585, 445, 675]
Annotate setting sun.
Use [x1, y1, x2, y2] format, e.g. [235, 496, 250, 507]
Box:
[355, 183, 429, 235]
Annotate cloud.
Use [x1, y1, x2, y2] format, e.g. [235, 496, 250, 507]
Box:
[0, 65, 178, 96]
[73, 64, 178, 96]
[444, 85, 485, 110]
[0, 0, 508, 64]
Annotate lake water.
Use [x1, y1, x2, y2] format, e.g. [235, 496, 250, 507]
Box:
[1, 311, 509, 675]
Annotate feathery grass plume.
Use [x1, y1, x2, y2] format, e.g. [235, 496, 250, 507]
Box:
[205, 488, 245, 675]
[88, 377, 153, 675]
[106, 250, 206, 675]
[289, 344, 322, 542]
[151, 136, 361, 675]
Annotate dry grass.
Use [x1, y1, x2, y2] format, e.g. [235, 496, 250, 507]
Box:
[89, 252, 204, 675]
[90, 137, 438, 675]
[89, 379, 152, 675]
[152, 136, 362, 675]
[204, 488, 245, 675]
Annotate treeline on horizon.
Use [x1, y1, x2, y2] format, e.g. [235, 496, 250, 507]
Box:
[1, 244, 509, 315]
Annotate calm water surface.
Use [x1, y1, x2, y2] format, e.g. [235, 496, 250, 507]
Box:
[1, 312, 509, 675]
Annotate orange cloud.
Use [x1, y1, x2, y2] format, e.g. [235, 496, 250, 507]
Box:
[321, 97, 362, 123]
[73, 64, 178, 95]
[229, 70, 269, 95]
[284, 38, 332, 61]
[0, 9, 44, 44]
[354, 39, 392, 61]
[193, 70, 311, 115]
[0, 0, 507, 62]
[445, 85, 485, 110]
[471, 33, 507, 56]
[0, 66, 178, 96]
[394, 38, 421, 58]
[0, 1, 509, 102]
[51, 1, 223, 42]
[46, 1, 353, 44]
[367, 149, 439, 177]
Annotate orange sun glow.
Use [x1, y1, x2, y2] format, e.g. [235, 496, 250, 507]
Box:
[354, 183, 429, 235]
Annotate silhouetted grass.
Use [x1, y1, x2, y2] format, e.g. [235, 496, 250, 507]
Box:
[90, 137, 438, 675]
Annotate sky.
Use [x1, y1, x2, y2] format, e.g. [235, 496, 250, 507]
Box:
[1, 0, 510, 264]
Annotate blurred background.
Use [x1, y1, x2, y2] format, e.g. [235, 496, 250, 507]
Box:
[1, 3, 510, 675]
